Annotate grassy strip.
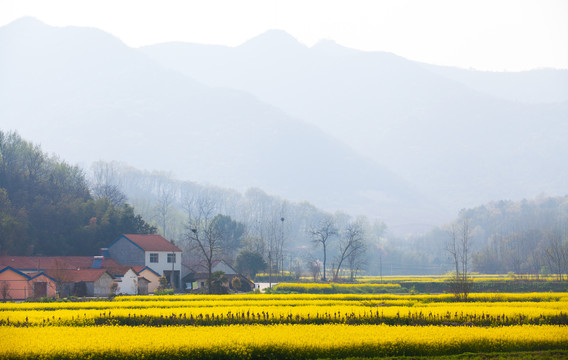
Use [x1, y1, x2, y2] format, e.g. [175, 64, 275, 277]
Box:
[398, 281, 568, 294]
[271, 283, 404, 294]
[332, 350, 568, 359]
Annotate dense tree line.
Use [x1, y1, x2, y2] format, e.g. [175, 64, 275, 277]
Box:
[89, 161, 389, 280]
[464, 197, 568, 278]
[87, 161, 568, 279]
[413, 197, 568, 278]
[0, 131, 155, 256]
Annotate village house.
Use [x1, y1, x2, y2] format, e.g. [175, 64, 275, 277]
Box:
[0, 234, 181, 298]
[133, 266, 161, 293]
[0, 256, 118, 298]
[0, 266, 57, 300]
[113, 268, 140, 295]
[106, 234, 182, 289]
[55, 269, 114, 297]
[183, 259, 254, 292]
[103, 264, 158, 295]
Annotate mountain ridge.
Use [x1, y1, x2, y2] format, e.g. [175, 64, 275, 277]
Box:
[0, 18, 442, 232]
[140, 30, 568, 214]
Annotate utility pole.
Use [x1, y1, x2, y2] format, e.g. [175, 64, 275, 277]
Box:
[280, 217, 285, 279]
[171, 250, 175, 289]
[379, 254, 383, 283]
[268, 251, 272, 289]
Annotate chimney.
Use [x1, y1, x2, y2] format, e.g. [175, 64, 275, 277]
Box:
[93, 256, 104, 269]
[100, 248, 110, 258]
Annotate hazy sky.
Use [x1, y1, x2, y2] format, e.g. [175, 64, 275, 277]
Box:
[1, 0, 567, 71]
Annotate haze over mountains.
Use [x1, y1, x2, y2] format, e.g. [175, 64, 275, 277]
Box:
[140, 31, 568, 212]
[1, 18, 567, 233]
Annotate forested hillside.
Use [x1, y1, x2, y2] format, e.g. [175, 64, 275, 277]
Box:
[2, 130, 566, 277]
[413, 196, 568, 277]
[466, 197, 568, 276]
[0, 131, 155, 256]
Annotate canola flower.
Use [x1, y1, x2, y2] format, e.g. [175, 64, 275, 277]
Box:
[2, 303, 565, 327]
[114, 291, 568, 303]
[1, 293, 566, 327]
[1, 324, 567, 359]
[1, 292, 567, 359]
[1, 292, 564, 310]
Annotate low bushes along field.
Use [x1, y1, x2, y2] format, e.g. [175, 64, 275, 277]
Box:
[271, 282, 402, 294]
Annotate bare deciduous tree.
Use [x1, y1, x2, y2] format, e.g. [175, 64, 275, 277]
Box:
[0, 281, 11, 302]
[184, 192, 223, 294]
[90, 161, 127, 206]
[154, 181, 177, 239]
[446, 217, 473, 301]
[348, 222, 369, 280]
[48, 258, 74, 297]
[543, 228, 568, 281]
[333, 220, 366, 281]
[306, 257, 321, 281]
[308, 215, 337, 281]
[291, 258, 303, 280]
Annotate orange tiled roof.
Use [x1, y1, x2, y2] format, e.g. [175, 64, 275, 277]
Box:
[45, 268, 111, 282]
[121, 234, 182, 252]
[0, 256, 122, 271]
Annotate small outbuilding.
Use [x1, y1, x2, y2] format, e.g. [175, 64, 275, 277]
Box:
[53, 269, 114, 297]
[113, 268, 140, 295]
[0, 266, 57, 300]
[133, 266, 161, 294]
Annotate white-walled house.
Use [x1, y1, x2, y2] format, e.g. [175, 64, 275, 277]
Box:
[114, 268, 139, 295]
[106, 234, 182, 289]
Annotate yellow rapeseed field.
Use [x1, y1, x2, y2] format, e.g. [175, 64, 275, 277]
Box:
[1, 292, 567, 358]
[1, 292, 567, 327]
[1, 301, 566, 326]
[2, 324, 567, 359]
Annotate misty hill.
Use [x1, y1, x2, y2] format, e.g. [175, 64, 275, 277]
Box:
[0, 18, 437, 230]
[420, 64, 568, 104]
[413, 195, 568, 276]
[141, 31, 568, 213]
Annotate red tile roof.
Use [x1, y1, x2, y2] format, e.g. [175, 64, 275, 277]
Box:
[59, 257, 122, 270]
[0, 256, 122, 271]
[0, 256, 73, 271]
[46, 269, 111, 282]
[122, 234, 182, 252]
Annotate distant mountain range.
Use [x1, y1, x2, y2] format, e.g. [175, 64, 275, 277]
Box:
[0, 18, 437, 232]
[1, 18, 567, 234]
[140, 30, 568, 214]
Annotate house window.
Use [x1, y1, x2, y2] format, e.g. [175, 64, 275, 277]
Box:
[167, 253, 176, 263]
[150, 253, 159, 263]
